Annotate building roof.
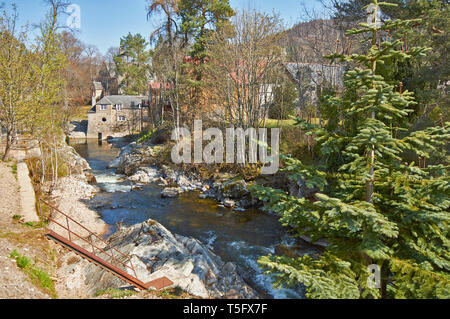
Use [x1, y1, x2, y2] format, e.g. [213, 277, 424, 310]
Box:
[96, 95, 148, 108]
[149, 81, 173, 90]
[226, 60, 268, 85]
[285, 63, 345, 88]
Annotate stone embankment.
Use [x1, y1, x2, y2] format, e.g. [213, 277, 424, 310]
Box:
[44, 144, 106, 236]
[15, 150, 40, 223]
[67, 121, 87, 139]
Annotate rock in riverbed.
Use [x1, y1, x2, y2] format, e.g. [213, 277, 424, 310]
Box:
[161, 187, 184, 198]
[77, 220, 258, 298]
[129, 167, 160, 184]
[222, 199, 236, 208]
[111, 142, 263, 211]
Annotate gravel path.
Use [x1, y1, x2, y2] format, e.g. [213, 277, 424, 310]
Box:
[0, 161, 21, 229]
[15, 151, 39, 223]
[0, 159, 170, 299]
[0, 161, 50, 299]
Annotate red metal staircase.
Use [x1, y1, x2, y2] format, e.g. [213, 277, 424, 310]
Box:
[41, 200, 173, 291]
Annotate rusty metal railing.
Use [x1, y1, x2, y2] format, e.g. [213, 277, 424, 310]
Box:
[40, 199, 138, 280]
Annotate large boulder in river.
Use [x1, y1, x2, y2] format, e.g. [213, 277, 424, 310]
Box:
[112, 142, 155, 176]
[129, 167, 160, 184]
[161, 187, 183, 198]
[78, 220, 258, 299]
[215, 178, 250, 200]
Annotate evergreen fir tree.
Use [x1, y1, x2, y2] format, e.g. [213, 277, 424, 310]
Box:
[251, 0, 449, 299]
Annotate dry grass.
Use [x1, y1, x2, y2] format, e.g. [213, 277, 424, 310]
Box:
[66, 256, 80, 265]
[9, 249, 57, 298]
[155, 287, 198, 299]
[70, 105, 92, 121]
[263, 118, 320, 128]
[0, 218, 65, 266]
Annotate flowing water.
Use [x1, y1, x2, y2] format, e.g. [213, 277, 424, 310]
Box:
[71, 139, 313, 299]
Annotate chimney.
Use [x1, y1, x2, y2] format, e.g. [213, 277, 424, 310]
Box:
[92, 92, 97, 107]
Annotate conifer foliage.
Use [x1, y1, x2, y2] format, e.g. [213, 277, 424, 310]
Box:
[251, 0, 449, 299]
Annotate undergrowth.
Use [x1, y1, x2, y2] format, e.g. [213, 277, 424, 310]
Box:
[95, 288, 137, 299]
[9, 249, 57, 298]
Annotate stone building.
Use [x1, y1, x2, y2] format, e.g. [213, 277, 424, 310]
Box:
[285, 62, 345, 111]
[92, 81, 104, 106]
[87, 95, 150, 139]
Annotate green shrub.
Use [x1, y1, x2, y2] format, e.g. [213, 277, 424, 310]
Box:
[23, 221, 47, 229]
[11, 163, 17, 177]
[279, 126, 313, 161]
[138, 129, 157, 143]
[9, 250, 56, 298]
[9, 249, 20, 259]
[16, 255, 31, 269]
[268, 81, 298, 120]
[29, 267, 54, 292]
[9, 250, 31, 269]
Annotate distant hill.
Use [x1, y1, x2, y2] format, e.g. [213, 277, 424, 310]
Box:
[283, 19, 347, 64]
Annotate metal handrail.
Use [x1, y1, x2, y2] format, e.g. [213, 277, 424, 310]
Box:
[40, 199, 138, 279]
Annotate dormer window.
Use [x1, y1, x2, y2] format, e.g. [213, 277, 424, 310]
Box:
[115, 104, 123, 110]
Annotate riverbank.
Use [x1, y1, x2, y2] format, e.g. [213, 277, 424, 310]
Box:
[110, 141, 266, 212]
[70, 219, 259, 298]
[69, 138, 316, 299]
[0, 160, 52, 299]
[110, 139, 330, 250]
[0, 143, 113, 299]
[0, 142, 183, 299]
[0, 137, 313, 299]
[42, 141, 260, 299]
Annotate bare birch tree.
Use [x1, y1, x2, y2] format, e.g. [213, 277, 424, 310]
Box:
[206, 10, 285, 129]
[152, 39, 187, 137]
[0, 5, 34, 160]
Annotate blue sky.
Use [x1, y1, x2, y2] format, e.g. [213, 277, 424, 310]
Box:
[4, 0, 324, 54]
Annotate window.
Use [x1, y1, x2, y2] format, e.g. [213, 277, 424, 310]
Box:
[115, 104, 123, 110]
[102, 118, 107, 122]
[99, 105, 107, 111]
[118, 116, 126, 122]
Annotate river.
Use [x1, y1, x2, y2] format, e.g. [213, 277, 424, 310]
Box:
[71, 139, 313, 299]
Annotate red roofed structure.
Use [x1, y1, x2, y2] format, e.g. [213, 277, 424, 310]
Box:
[148, 80, 173, 124]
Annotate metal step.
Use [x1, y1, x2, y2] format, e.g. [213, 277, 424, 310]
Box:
[46, 230, 173, 291]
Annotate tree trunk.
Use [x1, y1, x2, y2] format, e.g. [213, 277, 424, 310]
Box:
[53, 136, 58, 187]
[39, 140, 45, 184]
[2, 129, 12, 161]
[366, 26, 378, 205]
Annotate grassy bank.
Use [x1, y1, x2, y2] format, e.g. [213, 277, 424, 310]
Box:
[9, 249, 57, 298]
[70, 105, 92, 122]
